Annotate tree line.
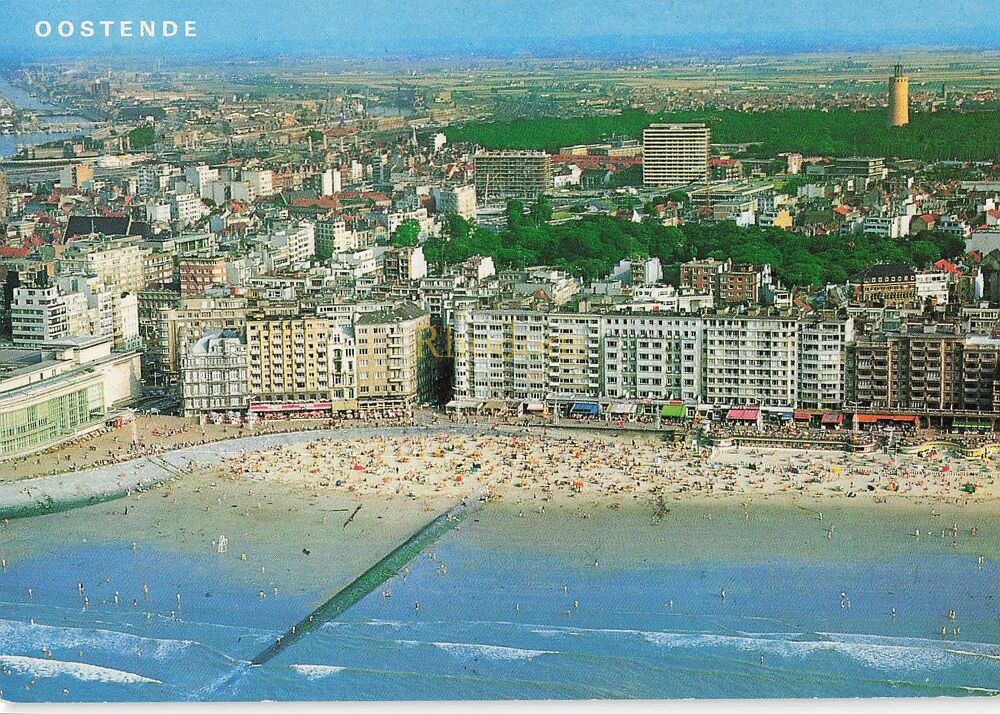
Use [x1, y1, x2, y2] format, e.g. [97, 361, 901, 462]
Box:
[411, 199, 965, 288]
[445, 108, 1000, 162]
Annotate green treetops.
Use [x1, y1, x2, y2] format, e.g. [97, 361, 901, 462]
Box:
[391, 219, 421, 248]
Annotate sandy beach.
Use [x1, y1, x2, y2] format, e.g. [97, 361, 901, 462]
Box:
[1, 420, 998, 702]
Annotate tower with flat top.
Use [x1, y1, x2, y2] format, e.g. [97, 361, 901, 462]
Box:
[888, 64, 909, 127]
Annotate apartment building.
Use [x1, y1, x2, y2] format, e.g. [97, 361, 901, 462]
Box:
[473, 151, 553, 201]
[797, 314, 855, 410]
[847, 325, 1000, 416]
[435, 184, 477, 219]
[701, 314, 799, 407]
[179, 254, 228, 296]
[152, 296, 248, 381]
[642, 123, 710, 187]
[315, 218, 356, 259]
[602, 313, 703, 403]
[58, 238, 145, 295]
[245, 315, 334, 405]
[353, 303, 432, 408]
[10, 284, 71, 344]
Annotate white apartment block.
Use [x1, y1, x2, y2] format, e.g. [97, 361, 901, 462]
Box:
[435, 185, 477, 220]
[58, 239, 145, 295]
[642, 123, 710, 187]
[453, 308, 550, 401]
[315, 219, 357, 258]
[602, 314, 703, 403]
[184, 165, 219, 199]
[243, 169, 275, 199]
[171, 193, 210, 226]
[136, 164, 178, 195]
[265, 223, 316, 270]
[916, 271, 951, 305]
[702, 315, 798, 407]
[10, 285, 71, 344]
[796, 316, 854, 410]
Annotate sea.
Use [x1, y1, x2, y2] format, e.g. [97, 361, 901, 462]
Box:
[0, 500, 998, 702]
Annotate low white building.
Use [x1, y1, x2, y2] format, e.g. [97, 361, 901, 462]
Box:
[916, 271, 951, 305]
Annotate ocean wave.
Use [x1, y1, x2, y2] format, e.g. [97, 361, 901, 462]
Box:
[396, 639, 556, 661]
[494, 621, 999, 672]
[640, 630, 973, 671]
[0, 618, 193, 662]
[0, 655, 161, 684]
[290, 664, 347, 679]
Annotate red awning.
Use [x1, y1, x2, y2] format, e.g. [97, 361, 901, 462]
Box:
[793, 411, 811, 421]
[857, 414, 917, 424]
[726, 408, 760, 421]
[821, 412, 843, 425]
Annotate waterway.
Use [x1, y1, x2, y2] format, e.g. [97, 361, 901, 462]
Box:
[0, 75, 92, 159]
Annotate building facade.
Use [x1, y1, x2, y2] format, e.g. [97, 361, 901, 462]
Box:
[642, 123, 710, 187]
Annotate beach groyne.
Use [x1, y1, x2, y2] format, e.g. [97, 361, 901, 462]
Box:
[248, 487, 489, 666]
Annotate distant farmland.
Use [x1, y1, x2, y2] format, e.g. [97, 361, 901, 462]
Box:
[445, 108, 1000, 161]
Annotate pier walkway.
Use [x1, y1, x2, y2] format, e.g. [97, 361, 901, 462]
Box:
[249, 486, 490, 666]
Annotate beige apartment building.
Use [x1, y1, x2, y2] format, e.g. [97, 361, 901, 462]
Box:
[353, 302, 432, 408]
[245, 315, 334, 405]
[58, 237, 145, 295]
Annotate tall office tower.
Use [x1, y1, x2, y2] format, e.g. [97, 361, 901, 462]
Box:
[888, 64, 909, 127]
[473, 150, 553, 201]
[642, 123, 711, 187]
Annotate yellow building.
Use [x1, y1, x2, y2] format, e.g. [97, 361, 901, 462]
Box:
[354, 303, 432, 409]
[246, 316, 334, 406]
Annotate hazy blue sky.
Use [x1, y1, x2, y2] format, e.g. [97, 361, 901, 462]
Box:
[0, 0, 995, 61]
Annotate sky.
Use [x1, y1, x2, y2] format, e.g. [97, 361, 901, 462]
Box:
[0, 0, 995, 62]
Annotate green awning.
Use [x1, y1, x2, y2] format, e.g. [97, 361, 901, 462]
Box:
[661, 404, 688, 418]
[953, 418, 991, 431]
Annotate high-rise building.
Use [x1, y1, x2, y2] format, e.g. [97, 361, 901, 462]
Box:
[0, 170, 8, 220]
[642, 123, 710, 187]
[888, 64, 909, 127]
[473, 151, 552, 201]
